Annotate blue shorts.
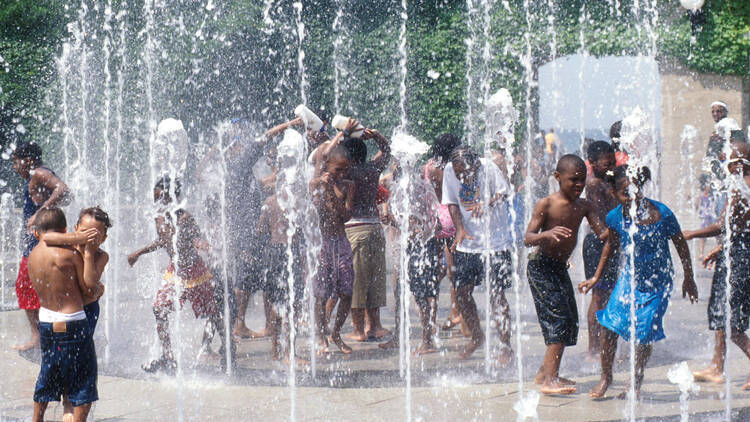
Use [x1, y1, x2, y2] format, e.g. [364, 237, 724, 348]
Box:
[84, 301, 100, 332]
[34, 319, 98, 406]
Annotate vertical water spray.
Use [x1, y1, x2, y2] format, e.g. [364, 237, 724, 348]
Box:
[102, 0, 114, 365]
[577, 3, 587, 156]
[463, 0, 477, 145]
[332, 0, 344, 114]
[293, 2, 307, 105]
[78, 1, 89, 168]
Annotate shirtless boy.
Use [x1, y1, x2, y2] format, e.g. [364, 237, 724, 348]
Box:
[524, 154, 606, 394]
[28, 207, 101, 422]
[127, 176, 224, 373]
[42, 207, 111, 332]
[582, 141, 618, 358]
[342, 127, 391, 341]
[309, 138, 356, 355]
[692, 141, 750, 389]
[11, 142, 70, 350]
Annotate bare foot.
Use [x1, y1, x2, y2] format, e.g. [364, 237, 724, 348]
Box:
[415, 342, 438, 355]
[496, 348, 513, 368]
[693, 367, 725, 384]
[617, 385, 640, 400]
[233, 326, 265, 339]
[379, 338, 398, 350]
[282, 355, 310, 366]
[316, 337, 330, 357]
[540, 378, 577, 395]
[741, 376, 750, 391]
[589, 377, 612, 398]
[251, 328, 270, 338]
[459, 338, 483, 359]
[367, 327, 392, 340]
[441, 316, 462, 331]
[343, 331, 368, 342]
[535, 372, 575, 386]
[12, 339, 39, 351]
[330, 333, 352, 354]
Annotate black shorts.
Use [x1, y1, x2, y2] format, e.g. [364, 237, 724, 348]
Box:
[708, 256, 727, 331]
[527, 253, 578, 346]
[263, 243, 305, 307]
[582, 233, 619, 291]
[407, 237, 442, 299]
[728, 244, 750, 332]
[453, 250, 512, 291]
[35, 319, 98, 406]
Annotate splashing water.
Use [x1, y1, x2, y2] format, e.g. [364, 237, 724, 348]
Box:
[512, 390, 539, 422]
[667, 361, 700, 422]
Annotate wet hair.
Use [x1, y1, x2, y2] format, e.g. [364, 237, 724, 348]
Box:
[730, 130, 747, 144]
[325, 144, 351, 168]
[433, 134, 461, 162]
[344, 138, 367, 164]
[555, 154, 586, 174]
[35, 207, 67, 233]
[449, 145, 480, 169]
[587, 141, 615, 163]
[154, 175, 182, 201]
[78, 206, 112, 231]
[614, 165, 651, 189]
[11, 141, 43, 164]
[609, 121, 622, 140]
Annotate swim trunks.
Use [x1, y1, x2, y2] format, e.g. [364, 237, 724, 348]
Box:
[314, 235, 354, 299]
[407, 237, 442, 299]
[84, 300, 100, 332]
[453, 250, 512, 291]
[263, 243, 305, 307]
[707, 256, 728, 331]
[15, 256, 40, 310]
[34, 319, 98, 406]
[345, 224, 387, 309]
[154, 262, 218, 318]
[728, 233, 750, 332]
[527, 254, 578, 346]
[582, 232, 619, 291]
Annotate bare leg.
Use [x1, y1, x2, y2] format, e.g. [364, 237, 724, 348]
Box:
[330, 294, 353, 354]
[456, 285, 483, 359]
[491, 287, 513, 367]
[255, 292, 272, 338]
[379, 278, 400, 350]
[32, 402, 48, 422]
[324, 296, 338, 335]
[314, 297, 329, 353]
[730, 329, 750, 390]
[13, 309, 40, 350]
[586, 290, 606, 359]
[72, 403, 92, 422]
[62, 396, 74, 422]
[233, 289, 252, 337]
[270, 309, 283, 361]
[345, 308, 368, 341]
[366, 308, 391, 339]
[443, 245, 462, 330]
[415, 297, 437, 355]
[590, 329, 618, 398]
[618, 344, 652, 400]
[694, 330, 726, 383]
[154, 310, 174, 361]
[539, 343, 576, 395]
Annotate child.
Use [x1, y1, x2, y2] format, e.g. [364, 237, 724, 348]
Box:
[28, 207, 100, 422]
[579, 165, 698, 399]
[42, 207, 111, 332]
[309, 139, 356, 355]
[442, 146, 514, 363]
[127, 176, 225, 373]
[257, 193, 306, 362]
[691, 140, 750, 389]
[696, 175, 720, 259]
[10, 142, 71, 351]
[582, 141, 619, 359]
[524, 154, 607, 394]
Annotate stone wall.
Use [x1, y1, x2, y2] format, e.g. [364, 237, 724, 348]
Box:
[659, 58, 744, 226]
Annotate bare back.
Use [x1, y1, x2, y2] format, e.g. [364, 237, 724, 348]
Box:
[28, 243, 85, 314]
[259, 195, 288, 245]
[348, 163, 380, 220]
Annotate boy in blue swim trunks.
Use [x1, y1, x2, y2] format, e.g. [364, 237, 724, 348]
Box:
[579, 166, 698, 399]
[28, 207, 102, 422]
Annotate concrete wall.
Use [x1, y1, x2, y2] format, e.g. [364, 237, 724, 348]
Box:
[659, 58, 744, 226]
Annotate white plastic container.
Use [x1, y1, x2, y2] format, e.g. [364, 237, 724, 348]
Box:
[294, 104, 324, 132]
[331, 114, 365, 138]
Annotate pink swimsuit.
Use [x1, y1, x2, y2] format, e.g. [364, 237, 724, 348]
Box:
[425, 160, 456, 239]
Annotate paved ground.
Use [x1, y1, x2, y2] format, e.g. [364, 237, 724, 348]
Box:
[2, 265, 750, 421]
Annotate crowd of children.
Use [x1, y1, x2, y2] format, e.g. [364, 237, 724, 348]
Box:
[9, 99, 750, 420]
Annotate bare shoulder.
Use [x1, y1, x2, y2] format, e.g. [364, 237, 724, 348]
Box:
[575, 197, 593, 211]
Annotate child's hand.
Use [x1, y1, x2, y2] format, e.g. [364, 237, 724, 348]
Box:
[682, 275, 699, 303]
[543, 226, 573, 243]
[465, 201, 484, 218]
[702, 247, 722, 269]
[451, 227, 475, 252]
[82, 228, 100, 245]
[682, 230, 695, 241]
[343, 118, 361, 135]
[127, 253, 139, 267]
[578, 278, 597, 294]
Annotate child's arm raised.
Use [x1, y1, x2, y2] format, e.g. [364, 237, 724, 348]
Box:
[362, 129, 391, 172]
[42, 229, 97, 247]
[523, 198, 573, 247]
[263, 117, 304, 140]
[578, 228, 618, 294]
[672, 231, 699, 303]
